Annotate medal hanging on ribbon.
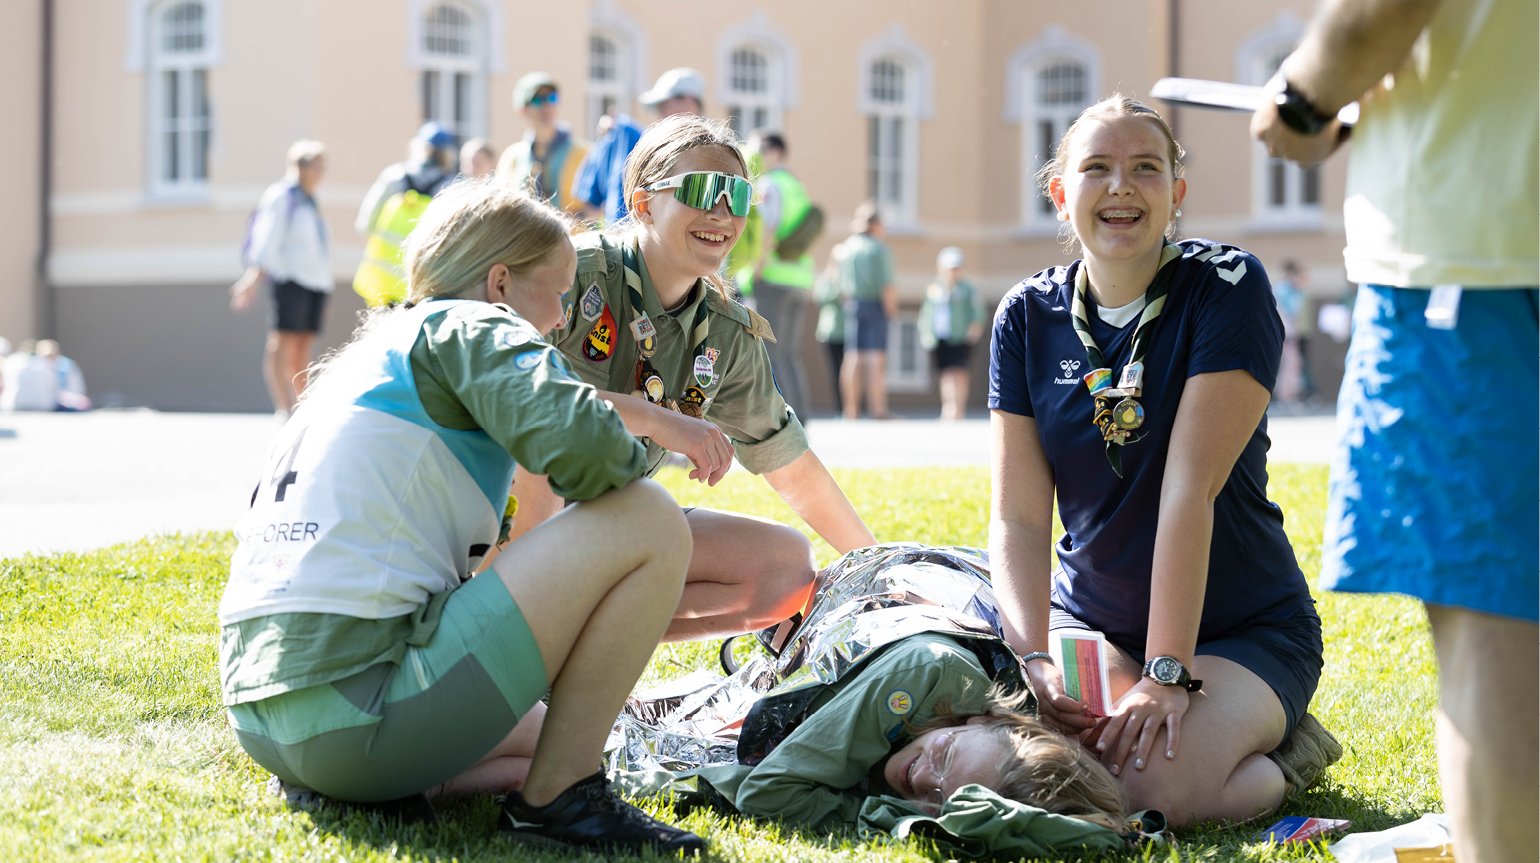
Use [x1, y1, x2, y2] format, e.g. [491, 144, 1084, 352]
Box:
[622, 245, 713, 417]
[1069, 248, 1179, 477]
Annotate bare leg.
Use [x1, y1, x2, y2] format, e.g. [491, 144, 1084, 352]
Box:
[665, 508, 816, 641]
[841, 350, 862, 419]
[1087, 639, 1288, 827]
[262, 332, 293, 414]
[474, 479, 691, 805]
[265, 331, 315, 414]
[286, 332, 316, 400]
[866, 350, 890, 418]
[941, 369, 970, 420]
[430, 701, 545, 796]
[1426, 604, 1538, 863]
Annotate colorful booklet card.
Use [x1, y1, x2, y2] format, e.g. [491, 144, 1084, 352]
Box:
[1052, 631, 1112, 716]
[1257, 816, 1352, 843]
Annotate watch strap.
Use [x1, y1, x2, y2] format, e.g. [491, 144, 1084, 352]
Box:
[1275, 79, 1335, 136]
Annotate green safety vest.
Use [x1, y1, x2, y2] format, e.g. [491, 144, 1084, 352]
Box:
[352, 187, 432, 307]
[757, 169, 816, 290]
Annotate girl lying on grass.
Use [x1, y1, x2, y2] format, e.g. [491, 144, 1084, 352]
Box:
[609, 546, 1145, 857]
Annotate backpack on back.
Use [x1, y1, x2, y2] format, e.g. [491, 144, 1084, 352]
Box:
[352, 174, 435, 307]
[241, 183, 304, 268]
[773, 202, 824, 261]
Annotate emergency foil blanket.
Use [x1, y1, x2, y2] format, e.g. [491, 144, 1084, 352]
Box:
[605, 543, 1016, 775]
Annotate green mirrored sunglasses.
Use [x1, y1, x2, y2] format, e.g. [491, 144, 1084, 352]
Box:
[643, 171, 753, 217]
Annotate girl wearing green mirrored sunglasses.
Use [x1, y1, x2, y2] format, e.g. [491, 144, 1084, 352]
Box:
[643, 171, 754, 217]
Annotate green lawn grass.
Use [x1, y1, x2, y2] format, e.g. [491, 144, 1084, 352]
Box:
[0, 464, 1439, 862]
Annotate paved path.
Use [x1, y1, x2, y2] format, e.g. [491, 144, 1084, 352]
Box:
[0, 408, 1337, 560]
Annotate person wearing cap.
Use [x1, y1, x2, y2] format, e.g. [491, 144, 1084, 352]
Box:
[355, 122, 460, 236]
[497, 72, 590, 215]
[574, 67, 707, 224]
[353, 122, 461, 307]
[918, 246, 987, 420]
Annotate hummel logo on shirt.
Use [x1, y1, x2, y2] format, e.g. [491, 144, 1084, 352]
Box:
[1054, 358, 1082, 385]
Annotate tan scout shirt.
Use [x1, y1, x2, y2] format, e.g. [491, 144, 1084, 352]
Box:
[550, 232, 811, 475]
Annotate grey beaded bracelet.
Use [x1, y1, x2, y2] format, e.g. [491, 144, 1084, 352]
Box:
[1020, 651, 1054, 665]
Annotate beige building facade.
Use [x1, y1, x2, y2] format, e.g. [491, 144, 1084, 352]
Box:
[0, 0, 1348, 413]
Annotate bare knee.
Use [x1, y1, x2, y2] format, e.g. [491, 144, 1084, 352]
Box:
[738, 524, 815, 629]
[602, 479, 691, 557]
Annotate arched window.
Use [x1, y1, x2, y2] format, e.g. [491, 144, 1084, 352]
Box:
[1239, 17, 1321, 225]
[587, 30, 631, 138]
[1026, 62, 1088, 220]
[1005, 29, 1100, 230]
[724, 45, 780, 136]
[147, 0, 212, 194]
[1255, 47, 1320, 220]
[417, 1, 487, 139]
[864, 55, 918, 225]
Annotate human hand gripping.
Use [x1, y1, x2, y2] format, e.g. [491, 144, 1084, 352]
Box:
[1249, 99, 1344, 167]
[1087, 677, 1188, 777]
[648, 407, 734, 485]
[1022, 658, 1096, 735]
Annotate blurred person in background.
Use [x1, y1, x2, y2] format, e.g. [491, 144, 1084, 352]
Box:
[745, 131, 820, 423]
[835, 202, 897, 420]
[574, 67, 706, 224]
[231, 140, 332, 416]
[919, 246, 987, 420]
[353, 122, 460, 308]
[497, 72, 589, 215]
[459, 138, 497, 179]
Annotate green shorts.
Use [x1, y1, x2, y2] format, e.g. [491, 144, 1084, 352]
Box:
[228, 572, 548, 802]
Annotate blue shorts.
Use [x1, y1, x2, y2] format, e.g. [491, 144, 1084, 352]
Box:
[844, 299, 889, 351]
[1050, 603, 1323, 739]
[228, 572, 549, 801]
[1322, 285, 1539, 622]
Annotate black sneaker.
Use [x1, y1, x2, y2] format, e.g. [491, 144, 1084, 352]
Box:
[502, 771, 705, 855]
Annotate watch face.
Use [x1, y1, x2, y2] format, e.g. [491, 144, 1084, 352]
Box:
[1152, 656, 1180, 683]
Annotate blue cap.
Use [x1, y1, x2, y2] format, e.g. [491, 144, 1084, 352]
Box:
[415, 121, 457, 149]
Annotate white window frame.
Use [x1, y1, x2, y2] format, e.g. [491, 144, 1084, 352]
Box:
[716, 11, 797, 138]
[143, 0, 217, 199]
[1238, 14, 1323, 228]
[407, 0, 505, 142]
[587, 32, 627, 138]
[857, 26, 933, 232]
[1005, 27, 1101, 233]
[885, 313, 929, 393]
[586, 0, 646, 137]
[723, 45, 781, 137]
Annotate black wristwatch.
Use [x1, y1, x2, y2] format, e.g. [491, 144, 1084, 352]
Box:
[1142, 655, 1202, 692]
[1274, 79, 1335, 136]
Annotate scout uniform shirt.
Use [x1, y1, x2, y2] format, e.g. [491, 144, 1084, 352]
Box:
[550, 232, 811, 476]
[698, 634, 996, 829]
[220, 299, 646, 705]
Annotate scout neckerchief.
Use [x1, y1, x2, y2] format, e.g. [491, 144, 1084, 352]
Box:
[620, 243, 714, 418]
[1070, 244, 1180, 478]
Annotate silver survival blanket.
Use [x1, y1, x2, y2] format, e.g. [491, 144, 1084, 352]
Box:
[605, 543, 1025, 775]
